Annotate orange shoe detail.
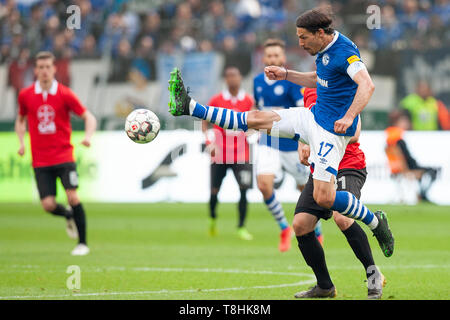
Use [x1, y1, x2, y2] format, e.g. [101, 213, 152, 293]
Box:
[279, 227, 292, 252]
[317, 234, 324, 246]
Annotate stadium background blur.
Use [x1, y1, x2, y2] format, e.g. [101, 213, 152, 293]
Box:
[0, 0, 449, 205]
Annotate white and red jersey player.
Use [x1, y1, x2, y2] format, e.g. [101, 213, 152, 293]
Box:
[18, 80, 87, 168]
[15, 51, 96, 256]
[207, 89, 254, 164]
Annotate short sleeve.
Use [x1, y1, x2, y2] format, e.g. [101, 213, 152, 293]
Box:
[335, 48, 366, 80]
[63, 86, 86, 116]
[18, 90, 27, 116]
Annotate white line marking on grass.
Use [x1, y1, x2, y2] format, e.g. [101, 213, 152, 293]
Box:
[0, 267, 316, 300]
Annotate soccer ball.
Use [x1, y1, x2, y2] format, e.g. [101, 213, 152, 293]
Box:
[125, 109, 160, 144]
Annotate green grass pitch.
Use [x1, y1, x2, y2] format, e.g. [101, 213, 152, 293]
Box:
[0, 202, 449, 300]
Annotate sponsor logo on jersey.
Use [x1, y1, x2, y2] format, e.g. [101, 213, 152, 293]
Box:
[317, 76, 328, 88]
[37, 104, 56, 134]
[347, 55, 360, 64]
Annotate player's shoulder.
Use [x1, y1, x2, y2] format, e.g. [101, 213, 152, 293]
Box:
[56, 82, 71, 94]
[209, 92, 224, 104]
[244, 92, 254, 104]
[333, 32, 360, 56]
[253, 72, 265, 83]
[18, 83, 36, 97]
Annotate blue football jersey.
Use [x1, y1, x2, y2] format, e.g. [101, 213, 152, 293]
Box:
[314, 31, 363, 136]
[253, 72, 304, 151]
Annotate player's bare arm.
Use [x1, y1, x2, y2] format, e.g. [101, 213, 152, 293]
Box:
[202, 120, 216, 157]
[265, 66, 317, 88]
[80, 110, 97, 147]
[334, 69, 375, 134]
[298, 142, 310, 166]
[15, 115, 27, 156]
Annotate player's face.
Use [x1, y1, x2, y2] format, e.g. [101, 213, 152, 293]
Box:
[35, 58, 56, 83]
[225, 68, 241, 90]
[263, 45, 286, 67]
[297, 28, 323, 56]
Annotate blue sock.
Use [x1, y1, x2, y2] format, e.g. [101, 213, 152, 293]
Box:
[332, 191, 379, 230]
[264, 193, 289, 230]
[190, 100, 248, 131]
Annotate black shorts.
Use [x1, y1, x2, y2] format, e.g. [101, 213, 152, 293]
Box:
[211, 163, 253, 190]
[295, 168, 367, 220]
[34, 162, 79, 199]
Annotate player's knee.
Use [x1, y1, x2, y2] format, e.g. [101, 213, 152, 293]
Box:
[333, 212, 354, 231]
[66, 190, 80, 207]
[313, 187, 334, 209]
[292, 214, 315, 236]
[41, 197, 56, 212]
[257, 180, 272, 199]
[211, 188, 219, 196]
[247, 110, 275, 130]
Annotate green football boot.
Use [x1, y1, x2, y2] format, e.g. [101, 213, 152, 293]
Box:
[372, 210, 395, 257]
[238, 227, 253, 241]
[168, 67, 191, 116]
[209, 218, 218, 237]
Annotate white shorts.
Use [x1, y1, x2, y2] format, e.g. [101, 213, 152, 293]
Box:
[271, 108, 352, 182]
[255, 144, 310, 186]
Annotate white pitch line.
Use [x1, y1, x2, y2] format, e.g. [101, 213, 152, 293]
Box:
[0, 267, 316, 300]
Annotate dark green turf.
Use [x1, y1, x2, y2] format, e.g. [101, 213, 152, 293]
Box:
[0, 203, 448, 300]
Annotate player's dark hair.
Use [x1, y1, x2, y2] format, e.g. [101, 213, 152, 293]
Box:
[296, 9, 334, 34]
[263, 38, 286, 50]
[35, 51, 55, 65]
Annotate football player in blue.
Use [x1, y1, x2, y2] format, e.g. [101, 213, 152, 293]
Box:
[253, 38, 316, 252]
[168, 8, 394, 299]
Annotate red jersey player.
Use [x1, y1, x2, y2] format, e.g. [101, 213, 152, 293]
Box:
[15, 51, 97, 256]
[293, 88, 384, 299]
[202, 66, 254, 240]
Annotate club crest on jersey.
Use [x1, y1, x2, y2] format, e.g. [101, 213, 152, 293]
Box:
[322, 54, 330, 66]
[274, 85, 284, 96]
[37, 104, 56, 134]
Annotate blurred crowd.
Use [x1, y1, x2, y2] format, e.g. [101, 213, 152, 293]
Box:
[1, 0, 449, 65]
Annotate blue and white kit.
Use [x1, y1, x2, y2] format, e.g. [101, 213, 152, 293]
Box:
[271, 31, 367, 182]
[253, 72, 309, 186]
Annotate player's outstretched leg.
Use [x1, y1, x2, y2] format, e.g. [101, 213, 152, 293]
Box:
[168, 68, 278, 132]
[331, 191, 394, 257]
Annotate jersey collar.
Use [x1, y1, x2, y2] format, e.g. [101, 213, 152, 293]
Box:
[222, 89, 246, 101]
[34, 80, 58, 95]
[263, 73, 276, 86]
[319, 31, 339, 54]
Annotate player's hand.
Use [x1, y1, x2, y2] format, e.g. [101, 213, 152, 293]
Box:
[81, 138, 91, 147]
[264, 66, 287, 81]
[299, 144, 310, 166]
[205, 142, 216, 157]
[334, 115, 354, 134]
[17, 145, 25, 156]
